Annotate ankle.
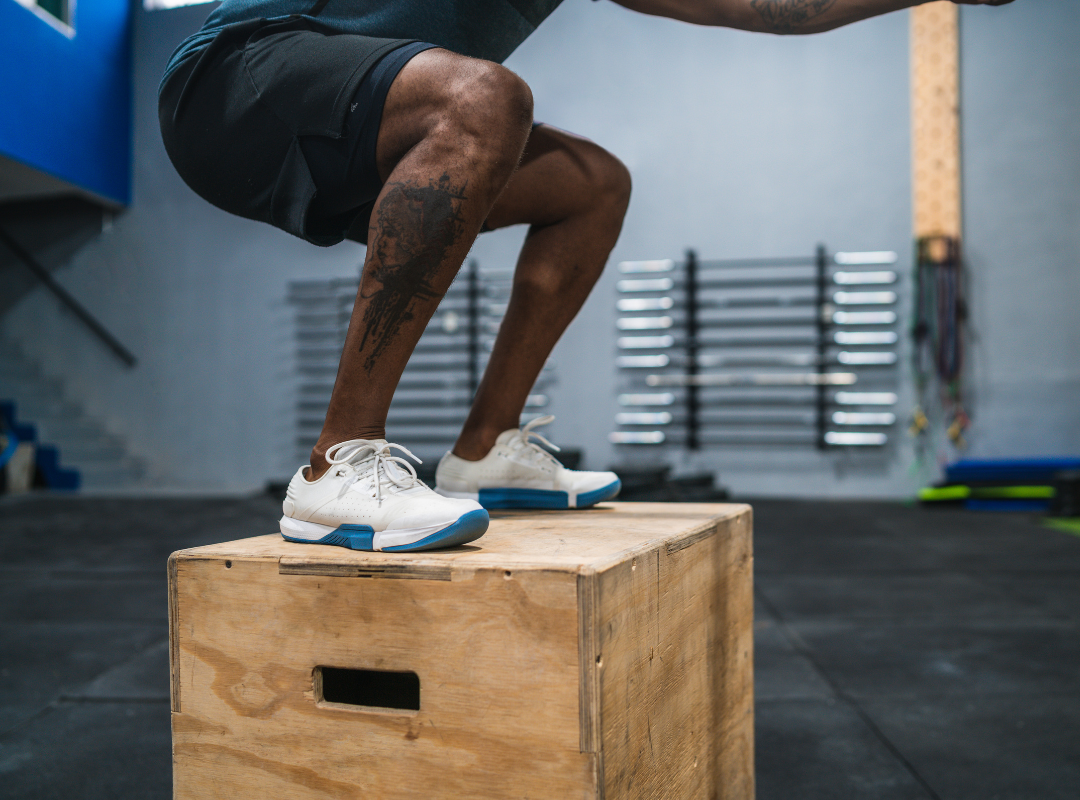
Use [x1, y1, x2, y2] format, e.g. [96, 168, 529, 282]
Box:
[308, 446, 332, 481]
[452, 427, 503, 462]
[309, 427, 386, 480]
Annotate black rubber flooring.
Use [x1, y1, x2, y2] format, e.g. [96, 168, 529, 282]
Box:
[752, 500, 1080, 800]
[0, 495, 1077, 798]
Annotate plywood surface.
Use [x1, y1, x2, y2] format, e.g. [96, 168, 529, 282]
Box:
[588, 509, 754, 799]
[172, 550, 593, 798]
[176, 502, 750, 574]
[911, 1, 961, 239]
[171, 502, 754, 799]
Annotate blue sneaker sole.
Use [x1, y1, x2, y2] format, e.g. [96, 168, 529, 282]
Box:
[281, 509, 489, 552]
[478, 478, 621, 510]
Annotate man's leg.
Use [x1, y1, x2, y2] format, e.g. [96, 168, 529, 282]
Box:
[307, 50, 533, 480]
[451, 124, 632, 460]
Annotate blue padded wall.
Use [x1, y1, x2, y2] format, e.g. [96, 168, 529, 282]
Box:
[0, 0, 133, 205]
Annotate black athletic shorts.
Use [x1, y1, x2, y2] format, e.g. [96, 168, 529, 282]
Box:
[159, 17, 436, 247]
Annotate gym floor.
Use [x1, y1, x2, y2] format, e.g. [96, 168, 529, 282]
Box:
[0, 496, 1077, 798]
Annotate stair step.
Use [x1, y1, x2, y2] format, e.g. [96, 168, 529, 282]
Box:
[0, 396, 77, 421]
[0, 337, 144, 492]
[0, 363, 41, 381]
[54, 440, 130, 461]
[78, 464, 146, 491]
[31, 419, 112, 441]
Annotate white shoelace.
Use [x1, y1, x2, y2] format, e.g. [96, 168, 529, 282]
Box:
[325, 440, 422, 507]
[507, 415, 561, 467]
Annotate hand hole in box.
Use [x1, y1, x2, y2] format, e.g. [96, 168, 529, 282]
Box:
[316, 666, 420, 712]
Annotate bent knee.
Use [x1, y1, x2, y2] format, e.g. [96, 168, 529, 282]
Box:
[469, 62, 534, 132]
[439, 61, 534, 152]
[597, 150, 632, 207]
[578, 143, 632, 213]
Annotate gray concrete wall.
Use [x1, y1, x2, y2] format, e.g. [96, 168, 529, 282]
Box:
[482, 1, 917, 496]
[2, 0, 1074, 495]
[959, 0, 1080, 460]
[0, 197, 107, 316]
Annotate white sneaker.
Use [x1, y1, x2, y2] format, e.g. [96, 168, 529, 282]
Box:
[280, 439, 488, 551]
[435, 416, 621, 509]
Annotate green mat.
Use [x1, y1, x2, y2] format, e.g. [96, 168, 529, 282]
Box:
[1044, 518, 1080, 538]
[919, 485, 1056, 502]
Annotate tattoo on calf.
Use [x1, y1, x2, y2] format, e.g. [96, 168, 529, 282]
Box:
[750, 0, 838, 33]
[357, 172, 468, 373]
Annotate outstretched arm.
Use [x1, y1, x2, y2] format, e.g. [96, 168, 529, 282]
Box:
[607, 0, 1014, 35]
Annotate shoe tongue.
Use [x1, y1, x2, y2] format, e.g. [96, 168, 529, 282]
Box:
[344, 439, 387, 466]
[496, 428, 521, 446]
[382, 457, 414, 482]
[350, 442, 422, 490]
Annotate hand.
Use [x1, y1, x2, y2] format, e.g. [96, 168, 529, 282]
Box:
[950, 0, 1015, 5]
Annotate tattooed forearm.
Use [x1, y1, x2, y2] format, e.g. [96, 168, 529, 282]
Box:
[749, 0, 839, 33]
[357, 172, 467, 372]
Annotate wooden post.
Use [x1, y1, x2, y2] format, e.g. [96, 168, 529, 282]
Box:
[911, 2, 962, 240]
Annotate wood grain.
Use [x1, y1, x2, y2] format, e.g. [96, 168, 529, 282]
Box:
[592, 509, 754, 799]
[192, 504, 747, 572]
[170, 502, 754, 799]
[168, 552, 181, 713]
[911, 2, 962, 239]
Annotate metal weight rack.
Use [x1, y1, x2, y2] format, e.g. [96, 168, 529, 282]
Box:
[610, 247, 901, 450]
[289, 261, 552, 465]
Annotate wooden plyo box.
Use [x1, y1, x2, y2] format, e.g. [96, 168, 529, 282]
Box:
[169, 502, 754, 799]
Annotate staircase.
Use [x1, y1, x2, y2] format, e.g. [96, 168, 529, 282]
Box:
[0, 337, 144, 491]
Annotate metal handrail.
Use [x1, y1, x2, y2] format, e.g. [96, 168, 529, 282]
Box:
[0, 224, 136, 367]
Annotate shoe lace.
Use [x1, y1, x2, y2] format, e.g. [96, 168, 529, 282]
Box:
[325, 440, 422, 507]
[508, 415, 561, 467]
